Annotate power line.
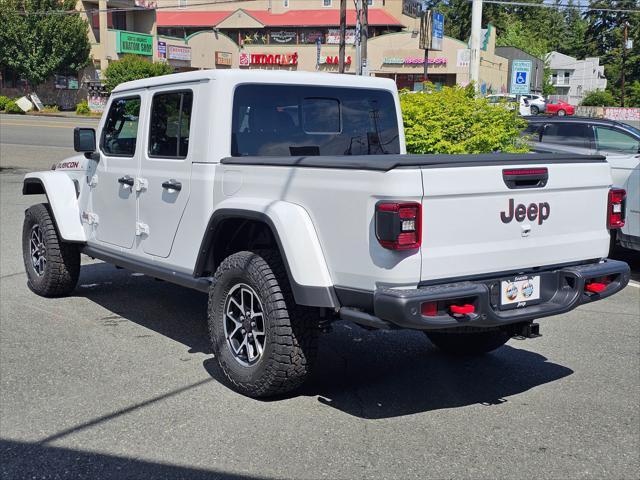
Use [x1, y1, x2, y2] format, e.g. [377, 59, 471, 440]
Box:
[475, 0, 640, 13]
[5, 0, 369, 16]
[7, 0, 640, 16]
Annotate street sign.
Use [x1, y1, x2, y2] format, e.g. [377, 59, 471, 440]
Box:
[511, 60, 532, 95]
[431, 12, 444, 51]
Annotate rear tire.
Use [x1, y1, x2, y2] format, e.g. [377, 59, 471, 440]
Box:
[557, 109, 566, 116]
[426, 330, 510, 355]
[208, 250, 319, 398]
[22, 203, 80, 297]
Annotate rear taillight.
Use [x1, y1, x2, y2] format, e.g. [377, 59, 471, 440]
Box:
[607, 188, 626, 229]
[375, 201, 421, 250]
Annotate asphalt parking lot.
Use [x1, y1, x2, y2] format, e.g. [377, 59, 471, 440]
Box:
[1, 114, 638, 479]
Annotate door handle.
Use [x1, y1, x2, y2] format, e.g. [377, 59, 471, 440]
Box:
[161, 179, 182, 191]
[118, 176, 134, 187]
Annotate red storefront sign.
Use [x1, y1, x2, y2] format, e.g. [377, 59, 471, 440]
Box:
[239, 52, 298, 66]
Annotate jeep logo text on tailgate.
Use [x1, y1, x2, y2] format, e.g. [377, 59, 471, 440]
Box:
[500, 199, 550, 225]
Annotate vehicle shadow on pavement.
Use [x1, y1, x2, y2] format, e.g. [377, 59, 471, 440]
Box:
[77, 262, 574, 419]
[292, 322, 574, 419]
[0, 438, 270, 480]
[75, 262, 211, 354]
[611, 246, 639, 282]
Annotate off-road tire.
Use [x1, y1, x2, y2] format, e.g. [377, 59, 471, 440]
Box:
[208, 250, 319, 398]
[22, 203, 80, 297]
[426, 330, 511, 355]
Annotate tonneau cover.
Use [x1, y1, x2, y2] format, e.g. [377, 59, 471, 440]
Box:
[220, 153, 606, 171]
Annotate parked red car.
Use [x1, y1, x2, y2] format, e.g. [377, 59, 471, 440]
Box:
[545, 99, 575, 116]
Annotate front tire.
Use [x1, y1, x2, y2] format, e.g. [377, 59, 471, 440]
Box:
[208, 250, 319, 398]
[530, 105, 539, 115]
[557, 109, 566, 116]
[22, 203, 80, 297]
[426, 330, 510, 355]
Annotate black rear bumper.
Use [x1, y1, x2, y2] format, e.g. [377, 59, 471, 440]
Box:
[340, 260, 630, 331]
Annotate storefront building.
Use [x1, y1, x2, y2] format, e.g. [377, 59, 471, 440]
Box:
[154, 7, 508, 94]
[1, 0, 509, 109]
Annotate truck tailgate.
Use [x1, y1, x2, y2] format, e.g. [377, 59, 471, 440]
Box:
[420, 161, 612, 282]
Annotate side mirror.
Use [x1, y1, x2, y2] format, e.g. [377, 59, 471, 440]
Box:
[74, 127, 96, 153]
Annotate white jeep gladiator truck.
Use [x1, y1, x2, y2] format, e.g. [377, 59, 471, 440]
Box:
[22, 70, 630, 397]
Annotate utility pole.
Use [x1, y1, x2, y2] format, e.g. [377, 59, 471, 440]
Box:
[338, 0, 347, 73]
[469, 0, 483, 92]
[355, 0, 362, 75]
[361, 0, 368, 76]
[621, 21, 628, 107]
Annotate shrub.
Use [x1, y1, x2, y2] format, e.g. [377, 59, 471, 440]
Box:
[104, 54, 174, 92]
[400, 84, 529, 154]
[41, 105, 60, 113]
[0, 95, 10, 111]
[76, 100, 90, 115]
[581, 90, 616, 107]
[5, 100, 24, 114]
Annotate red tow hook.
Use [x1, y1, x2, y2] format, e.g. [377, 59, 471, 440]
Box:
[585, 282, 607, 293]
[450, 304, 475, 315]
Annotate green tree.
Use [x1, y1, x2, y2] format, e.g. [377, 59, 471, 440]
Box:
[563, 0, 589, 58]
[400, 85, 528, 154]
[496, 19, 549, 58]
[627, 80, 640, 107]
[584, 0, 640, 105]
[0, 0, 90, 87]
[103, 55, 174, 92]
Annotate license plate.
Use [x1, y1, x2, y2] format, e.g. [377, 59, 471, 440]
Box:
[500, 275, 540, 308]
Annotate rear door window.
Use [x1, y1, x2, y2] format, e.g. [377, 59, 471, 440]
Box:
[148, 91, 193, 158]
[593, 126, 640, 153]
[231, 84, 400, 156]
[541, 123, 590, 148]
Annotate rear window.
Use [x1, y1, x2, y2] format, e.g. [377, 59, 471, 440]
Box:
[231, 84, 400, 156]
[541, 123, 590, 148]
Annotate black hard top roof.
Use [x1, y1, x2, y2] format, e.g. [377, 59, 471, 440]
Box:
[525, 116, 626, 127]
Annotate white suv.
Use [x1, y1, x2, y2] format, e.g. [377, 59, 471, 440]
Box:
[523, 94, 547, 115]
[486, 94, 532, 116]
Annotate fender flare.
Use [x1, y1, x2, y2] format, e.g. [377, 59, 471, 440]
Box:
[194, 200, 338, 308]
[23, 172, 86, 243]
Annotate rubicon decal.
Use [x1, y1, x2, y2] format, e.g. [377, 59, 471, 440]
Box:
[55, 161, 80, 169]
[500, 199, 550, 225]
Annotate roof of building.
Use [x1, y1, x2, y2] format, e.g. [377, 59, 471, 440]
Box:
[157, 9, 403, 28]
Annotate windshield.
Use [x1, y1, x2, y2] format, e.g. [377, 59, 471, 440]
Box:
[231, 84, 400, 156]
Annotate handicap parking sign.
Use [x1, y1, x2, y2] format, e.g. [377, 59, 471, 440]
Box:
[510, 60, 532, 95]
[515, 71, 528, 85]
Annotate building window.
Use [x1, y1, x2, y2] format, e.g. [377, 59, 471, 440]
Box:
[283, 0, 289, 7]
[178, 0, 187, 8]
[563, 71, 570, 84]
[367, 0, 373, 5]
[111, 11, 126, 30]
[322, 0, 332, 7]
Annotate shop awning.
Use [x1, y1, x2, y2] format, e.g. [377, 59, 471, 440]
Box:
[157, 9, 403, 28]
